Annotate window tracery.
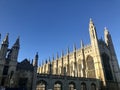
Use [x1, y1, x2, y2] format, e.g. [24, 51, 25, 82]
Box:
[86, 56, 96, 78]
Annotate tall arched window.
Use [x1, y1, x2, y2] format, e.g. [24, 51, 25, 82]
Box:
[81, 82, 87, 90]
[63, 64, 67, 75]
[54, 81, 62, 90]
[41, 66, 43, 73]
[58, 66, 62, 75]
[86, 56, 96, 78]
[36, 80, 47, 90]
[70, 62, 74, 76]
[44, 65, 46, 73]
[102, 53, 113, 80]
[78, 59, 82, 77]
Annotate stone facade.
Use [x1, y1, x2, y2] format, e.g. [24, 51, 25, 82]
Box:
[37, 19, 120, 90]
[0, 19, 120, 90]
[0, 34, 38, 90]
[36, 74, 100, 90]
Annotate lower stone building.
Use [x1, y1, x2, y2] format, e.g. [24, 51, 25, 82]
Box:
[36, 74, 100, 90]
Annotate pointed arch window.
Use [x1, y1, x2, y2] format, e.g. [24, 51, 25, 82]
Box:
[44, 65, 46, 73]
[86, 56, 96, 78]
[58, 66, 62, 75]
[78, 59, 82, 77]
[70, 62, 74, 76]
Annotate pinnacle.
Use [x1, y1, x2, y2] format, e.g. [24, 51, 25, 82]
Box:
[13, 36, 20, 47]
[2, 33, 9, 44]
[89, 18, 93, 24]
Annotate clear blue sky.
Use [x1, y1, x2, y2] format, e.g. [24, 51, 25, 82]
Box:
[0, 0, 120, 65]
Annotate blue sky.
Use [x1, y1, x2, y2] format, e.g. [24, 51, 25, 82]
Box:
[0, 0, 120, 65]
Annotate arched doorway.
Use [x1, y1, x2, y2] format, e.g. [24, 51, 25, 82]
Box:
[36, 80, 47, 90]
[69, 82, 76, 90]
[81, 82, 87, 90]
[86, 55, 96, 78]
[54, 81, 62, 90]
[91, 83, 96, 90]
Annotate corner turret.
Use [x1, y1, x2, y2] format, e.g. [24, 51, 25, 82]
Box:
[89, 19, 106, 85]
[89, 18, 98, 47]
[104, 27, 120, 85]
[7, 37, 20, 61]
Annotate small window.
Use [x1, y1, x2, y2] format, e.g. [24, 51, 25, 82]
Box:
[81, 82, 87, 90]
[54, 82, 62, 90]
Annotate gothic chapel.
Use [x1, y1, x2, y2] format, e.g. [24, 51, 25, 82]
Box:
[0, 19, 120, 90]
[37, 19, 120, 90]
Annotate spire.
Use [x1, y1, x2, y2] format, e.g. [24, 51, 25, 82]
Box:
[52, 54, 54, 60]
[104, 27, 110, 46]
[33, 52, 39, 66]
[90, 18, 94, 25]
[67, 46, 70, 54]
[104, 27, 109, 34]
[45, 59, 48, 64]
[56, 52, 59, 59]
[7, 36, 20, 61]
[89, 18, 96, 30]
[0, 33, 1, 40]
[48, 56, 51, 63]
[2, 33, 9, 45]
[13, 36, 20, 48]
[0, 33, 9, 59]
[42, 60, 44, 65]
[40, 60, 42, 66]
[38, 61, 40, 67]
[89, 18, 98, 45]
[31, 59, 33, 65]
[81, 40, 84, 48]
[61, 50, 64, 57]
[73, 43, 76, 51]
[35, 52, 39, 60]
